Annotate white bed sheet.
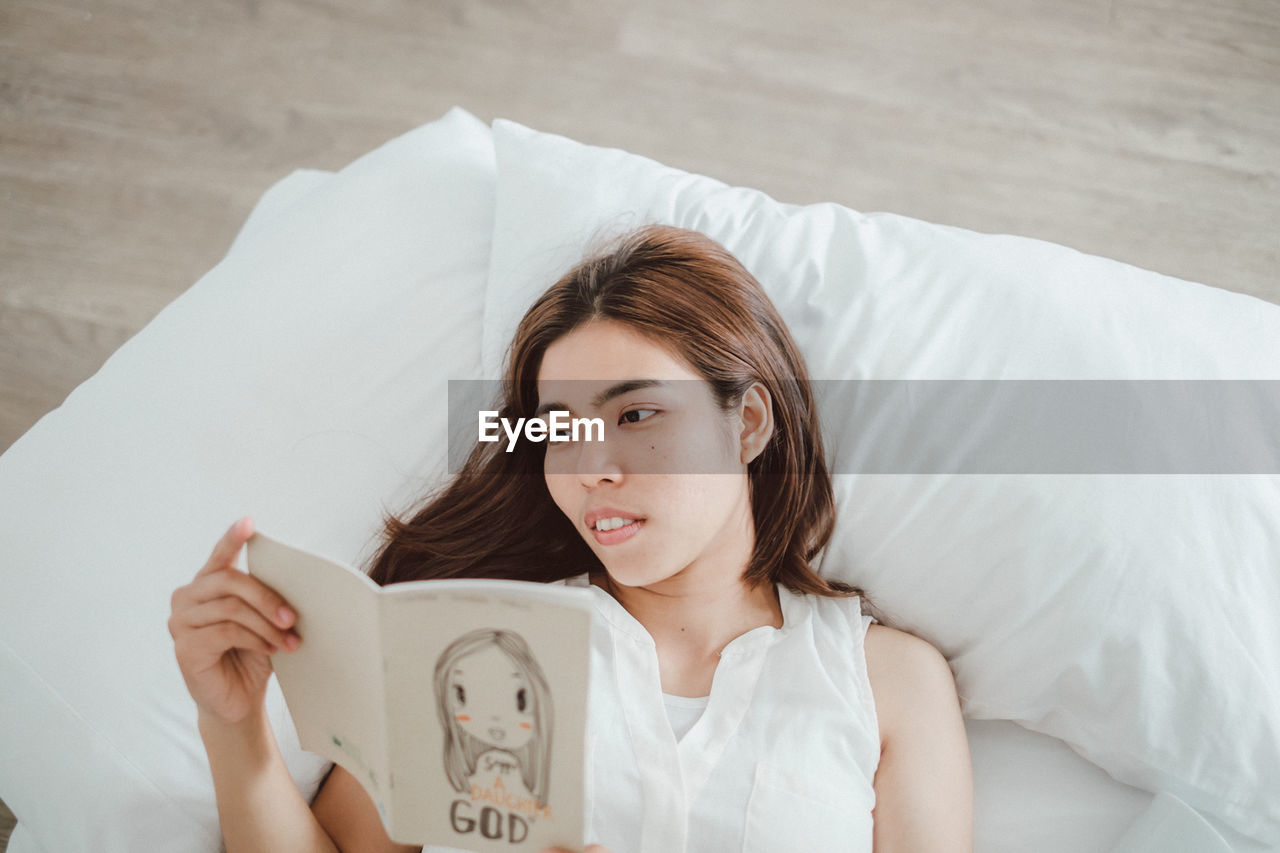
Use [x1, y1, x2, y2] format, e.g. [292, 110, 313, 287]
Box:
[6, 721, 1264, 852]
[967, 719, 1269, 852]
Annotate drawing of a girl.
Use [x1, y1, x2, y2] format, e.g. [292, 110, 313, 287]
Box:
[433, 628, 554, 806]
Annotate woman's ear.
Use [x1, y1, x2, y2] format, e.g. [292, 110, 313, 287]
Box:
[736, 382, 774, 464]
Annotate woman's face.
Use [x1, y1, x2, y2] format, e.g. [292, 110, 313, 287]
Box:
[445, 644, 537, 751]
[539, 319, 763, 591]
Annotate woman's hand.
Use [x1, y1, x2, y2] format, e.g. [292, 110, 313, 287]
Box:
[168, 517, 301, 725]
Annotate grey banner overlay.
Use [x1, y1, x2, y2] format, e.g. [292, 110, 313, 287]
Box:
[448, 380, 1280, 474]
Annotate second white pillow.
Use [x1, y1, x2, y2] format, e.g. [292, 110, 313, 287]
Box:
[479, 117, 1280, 845]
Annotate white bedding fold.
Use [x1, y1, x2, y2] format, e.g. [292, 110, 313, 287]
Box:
[1108, 793, 1233, 853]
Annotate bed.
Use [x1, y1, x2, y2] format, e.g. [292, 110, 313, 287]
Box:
[0, 107, 1276, 852]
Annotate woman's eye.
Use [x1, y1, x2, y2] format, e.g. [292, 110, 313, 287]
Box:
[619, 408, 657, 425]
[454, 685, 466, 705]
[545, 430, 576, 449]
[516, 687, 528, 712]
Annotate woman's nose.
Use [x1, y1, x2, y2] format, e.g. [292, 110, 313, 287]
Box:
[576, 438, 623, 488]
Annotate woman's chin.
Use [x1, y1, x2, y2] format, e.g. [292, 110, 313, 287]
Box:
[598, 562, 681, 590]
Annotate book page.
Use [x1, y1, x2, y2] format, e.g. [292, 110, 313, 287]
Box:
[245, 534, 392, 819]
[380, 580, 594, 852]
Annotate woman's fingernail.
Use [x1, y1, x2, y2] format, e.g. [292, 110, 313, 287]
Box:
[276, 607, 293, 627]
[285, 634, 300, 650]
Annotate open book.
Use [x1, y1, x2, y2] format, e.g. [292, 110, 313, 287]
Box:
[246, 533, 594, 852]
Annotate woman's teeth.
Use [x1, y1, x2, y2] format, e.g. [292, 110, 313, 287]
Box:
[594, 517, 635, 531]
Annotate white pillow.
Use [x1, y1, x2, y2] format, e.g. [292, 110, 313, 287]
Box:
[0, 106, 495, 852]
[481, 119, 1280, 845]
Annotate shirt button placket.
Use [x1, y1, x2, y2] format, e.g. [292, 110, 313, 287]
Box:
[625, 636, 688, 853]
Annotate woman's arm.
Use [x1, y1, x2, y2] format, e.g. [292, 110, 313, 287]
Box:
[171, 518, 417, 853]
[864, 624, 974, 852]
[310, 763, 419, 853]
[199, 708, 345, 853]
[201, 708, 420, 853]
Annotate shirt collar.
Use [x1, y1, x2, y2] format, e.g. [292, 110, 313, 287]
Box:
[562, 572, 811, 652]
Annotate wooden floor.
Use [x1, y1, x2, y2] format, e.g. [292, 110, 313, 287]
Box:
[0, 0, 1277, 837]
[2, 1, 1279, 457]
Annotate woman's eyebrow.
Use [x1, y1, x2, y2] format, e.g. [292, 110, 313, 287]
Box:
[535, 379, 666, 417]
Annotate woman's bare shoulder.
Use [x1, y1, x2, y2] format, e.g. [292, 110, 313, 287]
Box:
[862, 623, 960, 748]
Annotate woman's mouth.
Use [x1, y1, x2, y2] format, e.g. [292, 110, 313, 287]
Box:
[590, 516, 644, 545]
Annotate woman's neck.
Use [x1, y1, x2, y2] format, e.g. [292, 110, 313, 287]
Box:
[594, 566, 783, 697]
[590, 486, 782, 696]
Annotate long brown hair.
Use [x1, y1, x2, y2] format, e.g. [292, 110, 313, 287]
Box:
[367, 224, 865, 601]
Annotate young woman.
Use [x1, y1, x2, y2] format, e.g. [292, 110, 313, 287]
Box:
[169, 225, 972, 852]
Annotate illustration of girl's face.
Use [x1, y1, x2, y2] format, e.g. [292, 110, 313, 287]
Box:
[539, 319, 760, 591]
[446, 644, 537, 751]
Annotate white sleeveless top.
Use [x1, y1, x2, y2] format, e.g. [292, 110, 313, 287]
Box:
[662, 693, 709, 742]
[567, 576, 881, 853]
